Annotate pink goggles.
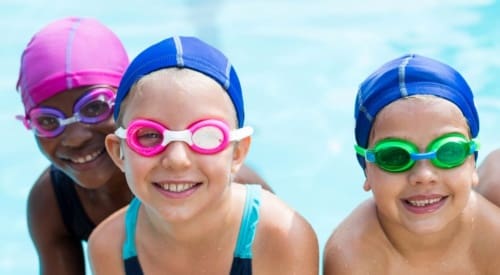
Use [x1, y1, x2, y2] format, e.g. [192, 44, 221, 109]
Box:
[115, 119, 253, 157]
[16, 86, 115, 138]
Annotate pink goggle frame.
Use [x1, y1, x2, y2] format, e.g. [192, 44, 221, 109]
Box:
[115, 118, 253, 157]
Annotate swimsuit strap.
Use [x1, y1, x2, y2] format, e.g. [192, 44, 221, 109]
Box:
[122, 197, 141, 259]
[233, 184, 262, 259]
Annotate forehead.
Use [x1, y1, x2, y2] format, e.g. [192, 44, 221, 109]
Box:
[36, 85, 95, 110]
[370, 96, 470, 143]
[121, 68, 236, 126]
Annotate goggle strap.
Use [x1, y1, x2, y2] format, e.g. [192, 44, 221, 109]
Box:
[470, 139, 480, 153]
[15, 115, 32, 130]
[161, 129, 193, 146]
[230, 126, 254, 141]
[354, 144, 376, 163]
[115, 127, 126, 138]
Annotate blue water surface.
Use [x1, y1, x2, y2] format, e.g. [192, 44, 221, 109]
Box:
[1, 0, 499, 273]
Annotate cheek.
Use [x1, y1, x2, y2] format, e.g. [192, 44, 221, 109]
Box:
[95, 118, 116, 133]
[123, 156, 150, 182]
[35, 137, 58, 159]
[366, 170, 405, 199]
[199, 152, 234, 179]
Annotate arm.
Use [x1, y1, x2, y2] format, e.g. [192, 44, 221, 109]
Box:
[253, 192, 319, 275]
[27, 168, 86, 275]
[323, 233, 359, 275]
[87, 207, 127, 275]
[234, 163, 274, 193]
[477, 149, 500, 206]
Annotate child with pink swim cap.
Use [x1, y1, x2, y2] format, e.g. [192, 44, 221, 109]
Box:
[16, 16, 271, 275]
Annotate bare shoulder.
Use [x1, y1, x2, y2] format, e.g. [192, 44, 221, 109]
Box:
[468, 192, 500, 273]
[252, 189, 319, 275]
[477, 148, 500, 206]
[88, 205, 128, 275]
[323, 199, 388, 275]
[27, 167, 62, 235]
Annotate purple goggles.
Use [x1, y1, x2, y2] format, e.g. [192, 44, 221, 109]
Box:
[115, 118, 253, 157]
[17, 86, 115, 138]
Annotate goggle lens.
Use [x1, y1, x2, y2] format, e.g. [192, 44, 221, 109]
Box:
[432, 137, 470, 168]
[376, 146, 412, 172]
[191, 125, 224, 150]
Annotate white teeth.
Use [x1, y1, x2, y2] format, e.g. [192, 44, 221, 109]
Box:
[161, 183, 195, 193]
[408, 197, 442, 207]
[71, 150, 102, 164]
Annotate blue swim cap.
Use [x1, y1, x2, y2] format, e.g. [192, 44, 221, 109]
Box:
[354, 54, 479, 169]
[114, 36, 244, 127]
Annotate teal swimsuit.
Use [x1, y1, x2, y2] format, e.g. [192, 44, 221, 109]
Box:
[122, 184, 262, 275]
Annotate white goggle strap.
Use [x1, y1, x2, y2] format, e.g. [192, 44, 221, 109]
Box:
[229, 126, 254, 141]
[115, 127, 126, 139]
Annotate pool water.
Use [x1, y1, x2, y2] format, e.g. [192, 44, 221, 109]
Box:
[1, 0, 499, 273]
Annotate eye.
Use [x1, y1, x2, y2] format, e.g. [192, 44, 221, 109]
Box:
[79, 100, 110, 118]
[376, 147, 410, 167]
[34, 116, 60, 131]
[436, 142, 468, 165]
[135, 127, 163, 147]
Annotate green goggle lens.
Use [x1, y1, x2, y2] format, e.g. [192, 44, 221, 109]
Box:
[355, 133, 478, 173]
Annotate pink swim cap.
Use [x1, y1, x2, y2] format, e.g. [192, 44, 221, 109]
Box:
[16, 17, 129, 114]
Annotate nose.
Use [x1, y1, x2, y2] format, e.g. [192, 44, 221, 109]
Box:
[59, 122, 93, 148]
[160, 141, 191, 170]
[408, 159, 438, 186]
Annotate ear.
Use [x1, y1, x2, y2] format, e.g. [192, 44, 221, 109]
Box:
[471, 168, 479, 188]
[105, 134, 125, 172]
[231, 136, 251, 175]
[363, 178, 372, 192]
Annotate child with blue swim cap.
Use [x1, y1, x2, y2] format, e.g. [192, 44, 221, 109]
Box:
[88, 36, 319, 275]
[16, 17, 272, 275]
[324, 54, 500, 274]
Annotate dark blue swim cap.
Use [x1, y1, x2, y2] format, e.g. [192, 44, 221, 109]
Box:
[354, 54, 479, 169]
[114, 36, 244, 127]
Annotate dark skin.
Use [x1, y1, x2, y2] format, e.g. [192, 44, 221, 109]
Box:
[26, 86, 272, 275]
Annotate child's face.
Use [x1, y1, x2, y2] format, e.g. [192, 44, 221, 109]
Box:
[34, 86, 120, 188]
[111, 69, 248, 222]
[363, 96, 478, 235]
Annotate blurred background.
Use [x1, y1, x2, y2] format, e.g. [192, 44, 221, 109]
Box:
[1, 0, 499, 273]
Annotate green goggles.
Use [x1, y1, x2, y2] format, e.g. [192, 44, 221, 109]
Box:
[355, 133, 479, 173]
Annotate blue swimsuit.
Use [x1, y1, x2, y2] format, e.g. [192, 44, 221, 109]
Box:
[122, 184, 262, 275]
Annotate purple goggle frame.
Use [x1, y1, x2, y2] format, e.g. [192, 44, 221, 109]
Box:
[16, 86, 115, 138]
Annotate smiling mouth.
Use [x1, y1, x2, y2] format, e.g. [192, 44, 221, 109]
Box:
[404, 196, 447, 207]
[68, 149, 105, 164]
[156, 182, 200, 193]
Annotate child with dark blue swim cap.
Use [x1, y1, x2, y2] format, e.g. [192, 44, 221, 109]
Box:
[324, 54, 500, 274]
[87, 36, 319, 275]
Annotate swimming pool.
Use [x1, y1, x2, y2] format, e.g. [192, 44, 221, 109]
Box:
[1, 0, 499, 273]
